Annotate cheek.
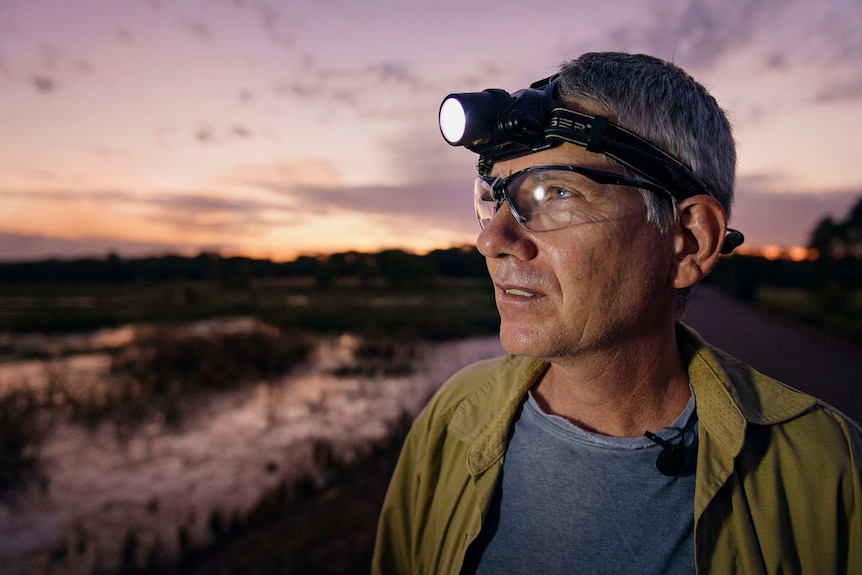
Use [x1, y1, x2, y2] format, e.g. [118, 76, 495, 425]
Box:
[552, 224, 671, 300]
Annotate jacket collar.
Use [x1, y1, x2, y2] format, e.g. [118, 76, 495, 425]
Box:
[449, 354, 547, 476]
[678, 323, 816, 457]
[450, 323, 816, 475]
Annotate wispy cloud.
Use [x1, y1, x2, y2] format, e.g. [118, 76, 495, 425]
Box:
[241, 171, 478, 238]
[606, 0, 775, 69]
[607, 0, 862, 107]
[274, 56, 433, 117]
[177, 16, 213, 42]
[249, 0, 296, 49]
[31, 74, 55, 93]
[0, 231, 207, 262]
[814, 76, 862, 104]
[2, 186, 296, 236]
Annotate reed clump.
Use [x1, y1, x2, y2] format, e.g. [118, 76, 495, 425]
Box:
[68, 322, 315, 431]
[0, 384, 55, 500]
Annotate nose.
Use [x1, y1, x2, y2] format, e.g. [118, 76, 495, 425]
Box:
[476, 202, 538, 261]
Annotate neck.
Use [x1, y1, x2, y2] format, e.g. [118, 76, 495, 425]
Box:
[531, 324, 690, 437]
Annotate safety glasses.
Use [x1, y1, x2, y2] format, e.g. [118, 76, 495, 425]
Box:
[474, 164, 668, 232]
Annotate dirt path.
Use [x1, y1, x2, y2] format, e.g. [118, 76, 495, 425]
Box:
[685, 286, 862, 425]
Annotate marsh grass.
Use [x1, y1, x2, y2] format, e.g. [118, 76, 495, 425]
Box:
[330, 336, 420, 377]
[0, 318, 430, 500]
[0, 384, 56, 500]
[0, 321, 317, 499]
[82, 323, 317, 430]
[167, 413, 415, 575]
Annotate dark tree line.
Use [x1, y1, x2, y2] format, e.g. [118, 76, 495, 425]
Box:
[708, 195, 862, 301]
[3, 197, 861, 292]
[0, 246, 488, 286]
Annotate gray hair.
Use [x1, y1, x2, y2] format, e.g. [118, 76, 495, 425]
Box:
[556, 52, 737, 314]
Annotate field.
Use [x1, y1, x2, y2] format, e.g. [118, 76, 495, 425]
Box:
[752, 286, 862, 345]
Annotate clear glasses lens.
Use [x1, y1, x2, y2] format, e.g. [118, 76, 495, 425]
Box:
[474, 168, 630, 232]
[473, 177, 501, 229]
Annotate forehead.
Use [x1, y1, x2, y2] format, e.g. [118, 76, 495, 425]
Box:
[491, 142, 615, 177]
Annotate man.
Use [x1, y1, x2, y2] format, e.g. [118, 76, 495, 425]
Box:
[372, 52, 862, 574]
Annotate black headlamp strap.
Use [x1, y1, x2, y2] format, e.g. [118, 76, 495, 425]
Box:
[585, 115, 608, 153]
[470, 77, 742, 253]
[544, 107, 713, 201]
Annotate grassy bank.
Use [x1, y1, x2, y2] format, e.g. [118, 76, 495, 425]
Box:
[752, 286, 862, 345]
[0, 277, 499, 343]
[170, 424, 407, 575]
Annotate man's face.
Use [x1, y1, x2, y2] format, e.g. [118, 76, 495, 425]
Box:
[477, 143, 678, 360]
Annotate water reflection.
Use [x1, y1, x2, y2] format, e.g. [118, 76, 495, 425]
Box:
[0, 321, 504, 574]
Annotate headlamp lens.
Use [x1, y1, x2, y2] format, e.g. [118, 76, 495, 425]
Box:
[439, 97, 467, 144]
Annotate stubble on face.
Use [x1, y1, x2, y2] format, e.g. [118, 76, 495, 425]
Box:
[478, 143, 677, 364]
[488, 201, 674, 363]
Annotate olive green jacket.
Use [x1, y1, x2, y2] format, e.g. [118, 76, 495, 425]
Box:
[372, 324, 862, 574]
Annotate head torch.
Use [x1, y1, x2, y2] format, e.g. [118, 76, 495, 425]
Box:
[439, 75, 743, 254]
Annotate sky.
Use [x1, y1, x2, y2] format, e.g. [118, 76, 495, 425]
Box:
[1, 0, 861, 263]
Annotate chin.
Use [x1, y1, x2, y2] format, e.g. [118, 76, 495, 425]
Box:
[498, 324, 553, 358]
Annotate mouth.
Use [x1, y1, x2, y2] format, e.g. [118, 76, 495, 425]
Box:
[504, 288, 536, 298]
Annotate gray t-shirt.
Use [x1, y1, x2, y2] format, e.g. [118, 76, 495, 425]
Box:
[462, 390, 698, 575]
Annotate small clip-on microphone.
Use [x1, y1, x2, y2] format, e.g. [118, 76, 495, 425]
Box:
[644, 427, 686, 477]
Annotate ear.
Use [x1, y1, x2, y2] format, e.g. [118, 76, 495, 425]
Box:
[670, 195, 728, 289]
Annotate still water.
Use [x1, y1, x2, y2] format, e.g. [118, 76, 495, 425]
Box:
[0, 321, 504, 574]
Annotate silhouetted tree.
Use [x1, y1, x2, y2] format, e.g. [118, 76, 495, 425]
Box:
[808, 196, 862, 259]
[806, 195, 862, 312]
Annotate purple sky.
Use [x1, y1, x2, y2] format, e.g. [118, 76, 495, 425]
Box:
[1, 0, 860, 262]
